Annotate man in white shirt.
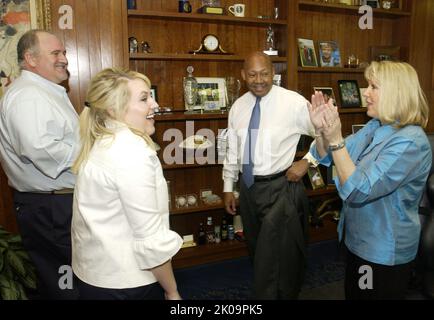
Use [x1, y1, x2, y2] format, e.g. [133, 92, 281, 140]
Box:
[223, 51, 316, 299]
[0, 30, 79, 299]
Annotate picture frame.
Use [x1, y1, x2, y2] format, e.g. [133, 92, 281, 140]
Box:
[175, 195, 188, 209]
[1, 0, 51, 97]
[313, 87, 337, 106]
[352, 124, 366, 134]
[327, 165, 337, 186]
[337, 80, 362, 108]
[362, 0, 379, 8]
[308, 166, 326, 190]
[194, 77, 227, 111]
[359, 87, 368, 107]
[297, 38, 318, 67]
[370, 45, 401, 62]
[150, 85, 158, 103]
[318, 41, 342, 67]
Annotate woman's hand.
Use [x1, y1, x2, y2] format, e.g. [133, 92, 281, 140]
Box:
[308, 91, 330, 134]
[321, 103, 343, 145]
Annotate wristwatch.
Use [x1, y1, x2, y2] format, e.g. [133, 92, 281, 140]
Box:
[329, 141, 346, 152]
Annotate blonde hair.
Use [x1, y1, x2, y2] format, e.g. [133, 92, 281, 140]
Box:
[364, 61, 429, 128]
[72, 68, 154, 173]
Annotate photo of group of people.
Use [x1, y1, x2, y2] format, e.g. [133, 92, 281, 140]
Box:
[298, 39, 342, 68]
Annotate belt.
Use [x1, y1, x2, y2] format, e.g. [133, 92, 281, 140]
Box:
[19, 188, 74, 195]
[254, 170, 287, 182]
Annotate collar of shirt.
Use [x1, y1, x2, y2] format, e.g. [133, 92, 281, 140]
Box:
[21, 70, 67, 98]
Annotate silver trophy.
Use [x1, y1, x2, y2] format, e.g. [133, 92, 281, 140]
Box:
[183, 66, 198, 112]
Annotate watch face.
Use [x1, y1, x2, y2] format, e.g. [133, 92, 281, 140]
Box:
[203, 35, 219, 52]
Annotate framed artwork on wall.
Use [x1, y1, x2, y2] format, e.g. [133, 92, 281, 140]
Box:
[0, 0, 51, 97]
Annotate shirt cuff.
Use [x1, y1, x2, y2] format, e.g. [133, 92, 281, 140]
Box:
[223, 179, 234, 193]
[303, 152, 319, 167]
[132, 227, 183, 270]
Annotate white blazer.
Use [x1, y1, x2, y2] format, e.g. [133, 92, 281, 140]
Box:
[72, 122, 182, 289]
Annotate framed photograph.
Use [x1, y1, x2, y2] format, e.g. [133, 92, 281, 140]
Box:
[318, 41, 342, 67]
[313, 87, 337, 106]
[362, 0, 379, 8]
[150, 85, 158, 103]
[337, 80, 362, 108]
[359, 87, 368, 107]
[193, 77, 226, 111]
[297, 38, 318, 67]
[370, 45, 401, 62]
[327, 165, 337, 185]
[0, 0, 51, 97]
[308, 167, 326, 190]
[352, 124, 366, 134]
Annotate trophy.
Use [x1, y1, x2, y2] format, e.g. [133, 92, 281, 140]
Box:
[263, 25, 278, 56]
[225, 76, 241, 110]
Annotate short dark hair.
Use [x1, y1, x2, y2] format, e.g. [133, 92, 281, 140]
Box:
[17, 29, 54, 69]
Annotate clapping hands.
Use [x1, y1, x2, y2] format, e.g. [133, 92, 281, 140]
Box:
[308, 91, 343, 145]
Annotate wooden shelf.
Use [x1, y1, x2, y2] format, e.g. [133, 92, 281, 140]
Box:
[298, 67, 365, 73]
[338, 107, 367, 114]
[130, 53, 288, 62]
[154, 111, 228, 121]
[171, 203, 225, 216]
[128, 10, 288, 25]
[173, 240, 248, 269]
[298, 0, 411, 18]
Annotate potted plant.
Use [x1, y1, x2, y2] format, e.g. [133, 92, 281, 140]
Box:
[0, 226, 36, 299]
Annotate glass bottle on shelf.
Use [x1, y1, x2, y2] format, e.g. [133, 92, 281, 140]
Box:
[198, 222, 206, 245]
[206, 216, 215, 243]
[221, 216, 228, 241]
[183, 65, 198, 112]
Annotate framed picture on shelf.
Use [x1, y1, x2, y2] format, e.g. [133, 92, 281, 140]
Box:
[318, 41, 342, 67]
[362, 0, 379, 8]
[308, 166, 326, 190]
[327, 165, 337, 186]
[195, 77, 226, 111]
[359, 87, 368, 107]
[338, 80, 362, 108]
[352, 124, 366, 134]
[150, 85, 158, 103]
[313, 87, 337, 106]
[370, 45, 401, 62]
[297, 38, 318, 67]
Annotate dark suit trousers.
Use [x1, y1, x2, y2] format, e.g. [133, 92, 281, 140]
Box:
[13, 191, 79, 300]
[240, 176, 309, 299]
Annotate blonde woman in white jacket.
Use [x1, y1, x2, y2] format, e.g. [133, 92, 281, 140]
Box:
[71, 68, 182, 300]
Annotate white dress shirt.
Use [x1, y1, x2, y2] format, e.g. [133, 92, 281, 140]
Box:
[0, 70, 79, 191]
[72, 122, 182, 289]
[223, 85, 315, 192]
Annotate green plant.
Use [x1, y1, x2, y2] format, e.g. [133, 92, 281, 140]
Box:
[0, 226, 36, 300]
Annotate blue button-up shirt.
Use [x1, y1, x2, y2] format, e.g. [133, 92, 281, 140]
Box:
[310, 119, 432, 265]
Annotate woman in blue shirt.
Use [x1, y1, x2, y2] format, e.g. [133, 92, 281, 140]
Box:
[308, 61, 431, 299]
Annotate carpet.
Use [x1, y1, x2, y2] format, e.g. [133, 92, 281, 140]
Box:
[175, 239, 345, 300]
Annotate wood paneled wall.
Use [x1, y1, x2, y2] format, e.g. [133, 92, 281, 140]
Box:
[0, 0, 127, 232]
[409, 0, 434, 132]
[1, 0, 434, 232]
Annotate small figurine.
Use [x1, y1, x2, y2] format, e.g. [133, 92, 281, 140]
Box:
[141, 41, 152, 53]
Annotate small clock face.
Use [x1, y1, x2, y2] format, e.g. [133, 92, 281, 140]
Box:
[203, 34, 219, 52]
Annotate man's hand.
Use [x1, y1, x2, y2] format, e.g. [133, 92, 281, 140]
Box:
[286, 159, 309, 182]
[224, 192, 237, 215]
